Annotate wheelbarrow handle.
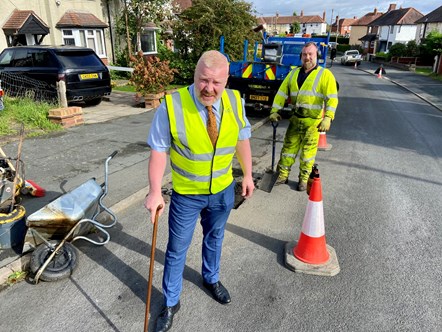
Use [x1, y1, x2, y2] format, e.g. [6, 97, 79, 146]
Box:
[144, 204, 163, 332]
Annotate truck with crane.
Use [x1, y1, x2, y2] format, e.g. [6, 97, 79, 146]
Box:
[220, 33, 331, 114]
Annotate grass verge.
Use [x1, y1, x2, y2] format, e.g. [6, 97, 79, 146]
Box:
[415, 68, 442, 82]
[0, 96, 63, 141]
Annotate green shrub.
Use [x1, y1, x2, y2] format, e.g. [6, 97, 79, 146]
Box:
[337, 44, 351, 52]
[129, 51, 177, 96]
[375, 52, 391, 61]
[389, 43, 406, 57]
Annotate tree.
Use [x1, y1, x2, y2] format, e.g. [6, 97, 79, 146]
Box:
[405, 40, 419, 57]
[171, 0, 260, 64]
[291, 11, 301, 34]
[419, 31, 442, 64]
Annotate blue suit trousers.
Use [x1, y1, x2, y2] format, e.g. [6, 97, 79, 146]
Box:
[162, 181, 235, 306]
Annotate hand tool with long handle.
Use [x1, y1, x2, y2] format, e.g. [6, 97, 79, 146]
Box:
[144, 204, 163, 332]
[260, 121, 280, 193]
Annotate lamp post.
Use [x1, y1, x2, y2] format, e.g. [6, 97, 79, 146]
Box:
[336, 17, 339, 44]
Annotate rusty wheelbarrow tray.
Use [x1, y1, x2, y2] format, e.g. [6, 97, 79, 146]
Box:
[25, 151, 118, 284]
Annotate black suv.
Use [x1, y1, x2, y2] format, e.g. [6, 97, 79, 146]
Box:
[0, 45, 111, 105]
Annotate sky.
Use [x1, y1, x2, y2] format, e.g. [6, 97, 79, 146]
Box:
[249, 0, 441, 22]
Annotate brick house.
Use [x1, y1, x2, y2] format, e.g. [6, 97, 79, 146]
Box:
[331, 16, 358, 37]
[350, 8, 384, 53]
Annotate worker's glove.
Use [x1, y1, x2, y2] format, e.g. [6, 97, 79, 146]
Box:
[318, 117, 332, 132]
[269, 112, 281, 122]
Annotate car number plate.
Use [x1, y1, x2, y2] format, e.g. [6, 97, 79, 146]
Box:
[80, 73, 99, 80]
[249, 95, 268, 101]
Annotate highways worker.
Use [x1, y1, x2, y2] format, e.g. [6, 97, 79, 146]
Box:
[144, 50, 254, 332]
[269, 41, 338, 191]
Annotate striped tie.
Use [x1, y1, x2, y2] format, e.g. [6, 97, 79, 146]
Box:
[206, 105, 218, 146]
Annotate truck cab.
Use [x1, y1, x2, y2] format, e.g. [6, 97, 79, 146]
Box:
[220, 34, 329, 114]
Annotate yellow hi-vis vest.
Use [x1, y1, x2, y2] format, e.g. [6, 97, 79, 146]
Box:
[270, 66, 338, 120]
[165, 87, 246, 195]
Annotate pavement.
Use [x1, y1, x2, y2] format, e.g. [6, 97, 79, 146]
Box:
[1, 61, 441, 286]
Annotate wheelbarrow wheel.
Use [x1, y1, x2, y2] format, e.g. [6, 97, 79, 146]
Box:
[30, 240, 78, 282]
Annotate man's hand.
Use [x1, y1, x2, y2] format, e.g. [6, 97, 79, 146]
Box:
[269, 112, 281, 122]
[144, 192, 165, 224]
[318, 117, 332, 132]
[241, 174, 255, 199]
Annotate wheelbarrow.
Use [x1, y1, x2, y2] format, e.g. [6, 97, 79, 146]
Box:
[24, 151, 118, 284]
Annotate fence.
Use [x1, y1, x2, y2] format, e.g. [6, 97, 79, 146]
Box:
[0, 72, 58, 103]
[390, 56, 425, 66]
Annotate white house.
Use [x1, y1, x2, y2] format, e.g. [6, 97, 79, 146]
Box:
[415, 5, 442, 42]
[257, 10, 327, 36]
[368, 4, 423, 52]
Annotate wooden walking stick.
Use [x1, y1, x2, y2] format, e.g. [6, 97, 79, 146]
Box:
[144, 204, 163, 332]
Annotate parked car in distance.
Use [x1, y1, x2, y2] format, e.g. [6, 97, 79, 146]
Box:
[341, 50, 362, 66]
[0, 45, 111, 105]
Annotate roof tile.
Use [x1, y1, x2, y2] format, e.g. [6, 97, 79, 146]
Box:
[56, 11, 108, 28]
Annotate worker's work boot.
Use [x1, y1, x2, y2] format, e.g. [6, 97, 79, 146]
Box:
[274, 174, 289, 185]
[297, 177, 307, 191]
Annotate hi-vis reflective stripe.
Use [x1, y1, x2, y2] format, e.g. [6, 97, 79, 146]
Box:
[301, 201, 325, 237]
[265, 65, 276, 80]
[242, 63, 252, 78]
[171, 160, 233, 182]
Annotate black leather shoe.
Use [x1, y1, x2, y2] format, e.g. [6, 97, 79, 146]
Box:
[154, 302, 181, 332]
[203, 281, 231, 305]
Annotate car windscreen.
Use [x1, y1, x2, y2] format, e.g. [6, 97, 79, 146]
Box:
[56, 51, 105, 69]
[0, 50, 14, 66]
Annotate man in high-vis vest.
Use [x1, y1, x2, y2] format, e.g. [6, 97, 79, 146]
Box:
[269, 42, 338, 191]
[144, 50, 254, 332]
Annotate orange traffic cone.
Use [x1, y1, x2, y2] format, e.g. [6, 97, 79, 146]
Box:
[293, 177, 329, 264]
[317, 131, 332, 151]
[284, 175, 340, 276]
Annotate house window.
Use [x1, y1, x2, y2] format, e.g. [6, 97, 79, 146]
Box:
[140, 30, 157, 54]
[368, 27, 372, 33]
[62, 30, 75, 45]
[390, 26, 394, 34]
[61, 29, 106, 57]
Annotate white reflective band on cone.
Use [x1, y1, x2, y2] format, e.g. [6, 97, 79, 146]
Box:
[301, 201, 325, 237]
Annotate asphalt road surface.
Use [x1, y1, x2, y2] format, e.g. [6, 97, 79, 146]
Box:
[0, 65, 441, 332]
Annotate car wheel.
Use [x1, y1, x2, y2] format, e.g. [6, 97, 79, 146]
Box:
[30, 240, 78, 282]
[84, 97, 103, 106]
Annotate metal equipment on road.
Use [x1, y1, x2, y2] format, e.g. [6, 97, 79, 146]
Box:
[25, 151, 118, 284]
[260, 122, 280, 193]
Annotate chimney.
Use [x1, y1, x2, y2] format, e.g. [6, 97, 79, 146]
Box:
[323, 11, 326, 21]
[335, 15, 339, 24]
[388, 4, 397, 12]
[301, 10, 304, 17]
[374, 8, 378, 15]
